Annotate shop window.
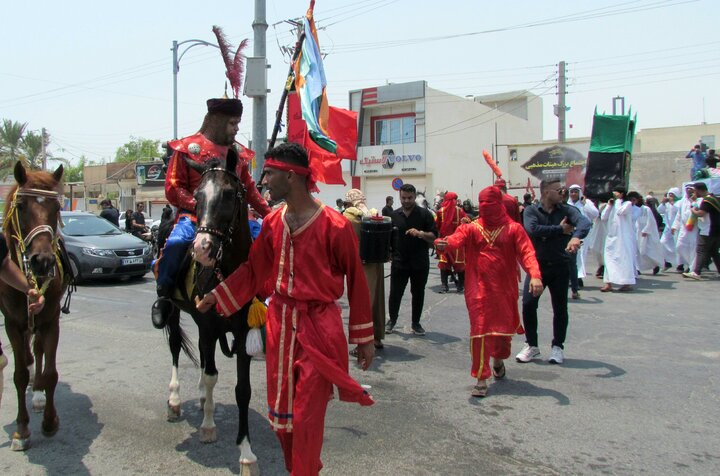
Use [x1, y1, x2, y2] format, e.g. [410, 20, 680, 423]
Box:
[372, 114, 415, 145]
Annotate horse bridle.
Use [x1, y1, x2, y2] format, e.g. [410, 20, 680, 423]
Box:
[4, 187, 63, 331]
[195, 167, 246, 265]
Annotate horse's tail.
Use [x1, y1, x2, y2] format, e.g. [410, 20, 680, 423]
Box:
[218, 332, 234, 358]
[164, 309, 198, 367]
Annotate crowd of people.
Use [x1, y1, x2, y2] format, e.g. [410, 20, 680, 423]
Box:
[333, 173, 718, 399]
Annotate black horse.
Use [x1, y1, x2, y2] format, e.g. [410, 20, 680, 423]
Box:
[162, 150, 257, 467]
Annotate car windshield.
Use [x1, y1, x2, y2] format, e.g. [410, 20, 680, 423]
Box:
[62, 215, 123, 236]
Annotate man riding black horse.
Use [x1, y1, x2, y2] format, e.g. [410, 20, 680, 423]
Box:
[151, 96, 271, 328]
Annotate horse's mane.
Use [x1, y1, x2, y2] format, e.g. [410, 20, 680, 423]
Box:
[3, 168, 61, 231]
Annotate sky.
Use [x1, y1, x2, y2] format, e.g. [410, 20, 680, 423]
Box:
[1, 0, 718, 166]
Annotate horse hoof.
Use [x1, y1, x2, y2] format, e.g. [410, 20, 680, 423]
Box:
[11, 435, 31, 451]
[32, 392, 47, 413]
[200, 427, 217, 443]
[42, 416, 60, 437]
[167, 403, 182, 422]
[240, 462, 260, 476]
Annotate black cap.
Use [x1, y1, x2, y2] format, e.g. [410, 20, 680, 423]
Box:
[612, 184, 627, 194]
[693, 182, 708, 191]
[206, 98, 243, 116]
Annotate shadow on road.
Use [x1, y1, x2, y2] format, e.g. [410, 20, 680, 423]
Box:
[369, 344, 423, 371]
[1, 382, 103, 476]
[561, 358, 626, 378]
[470, 379, 570, 406]
[175, 403, 285, 475]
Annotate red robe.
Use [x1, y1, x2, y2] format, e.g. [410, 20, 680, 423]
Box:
[436, 204, 467, 272]
[443, 220, 540, 378]
[211, 204, 374, 425]
[502, 193, 522, 224]
[165, 133, 271, 217]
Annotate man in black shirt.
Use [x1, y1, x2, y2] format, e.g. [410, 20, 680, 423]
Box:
[387, 184, 438, 336]
[381, 195, 394, 217]
[130, 202, 147, 238]
[517, 178, 591, 365]
[684, 182, 720, 279]
[706, 149, 719, 169]
[99, 199, 120, 227]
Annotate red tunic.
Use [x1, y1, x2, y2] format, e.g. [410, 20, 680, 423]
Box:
[436, 204, 467, 272]
[211, 204, 374, 433]
[165, 133, 271, 217]
[443, 220, 540, 338]
[502, 193, 522, 224]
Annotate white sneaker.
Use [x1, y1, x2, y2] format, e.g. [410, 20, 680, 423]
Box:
[682, 271, 702, 281]
[515, 344, 541, 363]
[548, 346, 564, 364]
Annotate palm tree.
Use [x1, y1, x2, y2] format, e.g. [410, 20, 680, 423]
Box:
[0, 119, 29, 179]
[21, 130, 50, 169]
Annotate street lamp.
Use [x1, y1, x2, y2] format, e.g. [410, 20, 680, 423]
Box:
[172, 39, 220, 139]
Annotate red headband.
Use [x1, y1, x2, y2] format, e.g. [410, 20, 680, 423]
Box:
[264, 158, 319, 193]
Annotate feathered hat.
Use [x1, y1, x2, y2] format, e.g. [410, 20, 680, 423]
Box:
[207, 26, 248, 116]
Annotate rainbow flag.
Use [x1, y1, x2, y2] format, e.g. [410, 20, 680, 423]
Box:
[293, 0, 337, 154]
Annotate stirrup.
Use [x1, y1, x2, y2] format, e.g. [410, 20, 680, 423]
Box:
[151, 298, 173, 329]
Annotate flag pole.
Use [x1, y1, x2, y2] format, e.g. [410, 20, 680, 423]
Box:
[268, 30, 306, 150]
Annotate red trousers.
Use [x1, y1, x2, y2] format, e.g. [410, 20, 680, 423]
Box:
[275, 344, 333, 476]
[470, 335, 511, 380]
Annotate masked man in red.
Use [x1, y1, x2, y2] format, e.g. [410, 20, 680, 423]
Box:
[150, 97, 271, 328]
[196, 143, 374, 475]
[436, 191, 469, 293]
[435, 186, 542, 397]
[494, 178, 522, 223]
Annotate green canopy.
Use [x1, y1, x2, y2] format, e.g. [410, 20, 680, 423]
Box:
[589, 110, 637, 154]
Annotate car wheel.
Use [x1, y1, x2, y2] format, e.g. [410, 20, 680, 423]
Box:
[69, 256, 84, 285]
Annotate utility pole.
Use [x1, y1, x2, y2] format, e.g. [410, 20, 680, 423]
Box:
[555, 61, 567, 143]
[41, 127, 47, 170]
[252, 0, 268, 183]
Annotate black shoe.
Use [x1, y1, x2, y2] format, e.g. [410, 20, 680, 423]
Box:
[664, 262, 672, 271]
[439, 284, 449, 294]
[676, 265, 685, 273]
[653, 266, 660, 275]
[578, 278, 584, 288]
[151, 298, 173, 329]
[456, 286, 464, 293]
[411, 323, 426, 336]
[385, 319, 397, 334]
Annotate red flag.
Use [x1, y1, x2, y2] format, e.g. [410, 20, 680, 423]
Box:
[525, 177, 535, 200]
[287, 92, 357, 186]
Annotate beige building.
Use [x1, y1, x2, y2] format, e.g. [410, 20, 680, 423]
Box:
[347, 81, 543, 208]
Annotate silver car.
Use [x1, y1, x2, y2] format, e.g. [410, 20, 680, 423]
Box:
[61, 211, 153, 283]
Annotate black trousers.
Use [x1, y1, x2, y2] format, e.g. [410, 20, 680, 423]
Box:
[568, 253, 579, 293]
[693, 234, 720, 274]
[388, 266, 429, 325]
[522, 261, 570, 349]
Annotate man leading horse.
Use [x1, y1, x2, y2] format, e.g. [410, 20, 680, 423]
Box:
[151, 96, 270, 328]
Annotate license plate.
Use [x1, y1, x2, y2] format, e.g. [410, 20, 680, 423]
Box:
[122, 257, 144, 265]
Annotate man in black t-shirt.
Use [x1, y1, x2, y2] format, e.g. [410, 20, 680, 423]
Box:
[706, 149, 718, 169]
[387, 184, 438, 336]
[684, 182, 720, 279]
[99, 199, 120, 227]
[130, 202, 147, 238]
[381, 195, 394, 217]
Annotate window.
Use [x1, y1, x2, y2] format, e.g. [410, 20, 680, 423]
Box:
[373, 115, 415, 145]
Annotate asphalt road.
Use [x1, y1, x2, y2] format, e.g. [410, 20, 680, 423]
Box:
[1, 260, 719, 475]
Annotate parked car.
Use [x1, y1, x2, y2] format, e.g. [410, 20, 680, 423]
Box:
[61, 211, 153, 283]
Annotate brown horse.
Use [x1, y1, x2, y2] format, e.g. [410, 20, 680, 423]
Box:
[0, 162, 67, 451]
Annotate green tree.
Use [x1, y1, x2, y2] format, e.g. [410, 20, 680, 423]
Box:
[20, 129, 51, 169]
[114, 137, 161, 163]
[52, 156, 86, 182]
[0, 119, 29, 178]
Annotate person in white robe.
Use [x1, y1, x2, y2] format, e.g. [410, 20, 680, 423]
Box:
[586, 200, 608, 278]
[633, 197, 664, 274]
[567, 185, 598, 290]
[672, 186, 699, 273]
[658, 187, 681, 270]
[601, 186, 636, 292]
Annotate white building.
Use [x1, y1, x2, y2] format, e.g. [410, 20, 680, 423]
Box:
[345, 81, 544, 209]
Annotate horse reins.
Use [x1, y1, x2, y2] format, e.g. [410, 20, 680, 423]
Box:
[4, 187, 64, 331]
